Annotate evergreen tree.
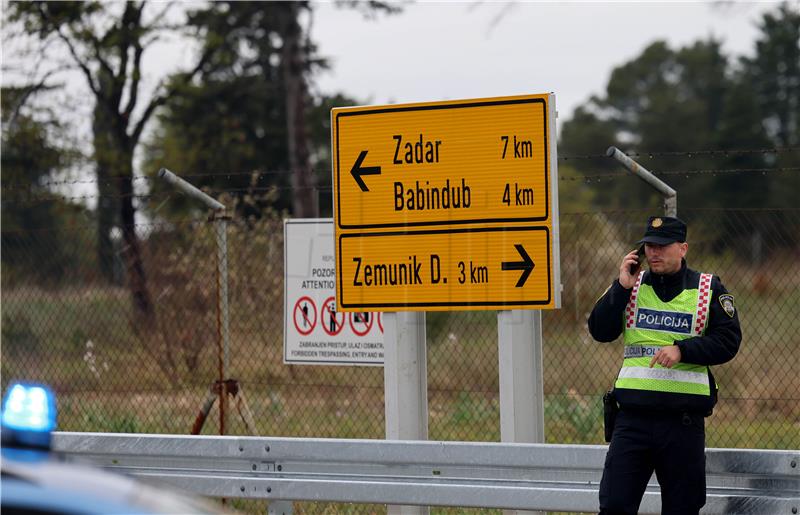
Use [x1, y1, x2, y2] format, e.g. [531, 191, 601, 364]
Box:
[1, 87, 89, 284]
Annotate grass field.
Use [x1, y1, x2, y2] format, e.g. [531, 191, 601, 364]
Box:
[2, 253, 797, 447]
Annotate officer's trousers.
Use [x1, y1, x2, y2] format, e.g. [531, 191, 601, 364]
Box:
[598, 409, 706, 515]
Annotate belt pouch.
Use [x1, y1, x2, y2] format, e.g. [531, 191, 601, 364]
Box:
[603, 389, 619, 443]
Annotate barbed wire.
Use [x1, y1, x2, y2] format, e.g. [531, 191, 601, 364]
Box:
[4, 205, 798, 235]
[3, 146, 798, 190]
[0, 217, 224, 235]
[4, 170, 299, 188]
[559, 145, 800, 161]
[1, 185, 336, 205]
[561, 166, 800, 182]
[560, 206, 800, 215]
[5, 166, 798, 203]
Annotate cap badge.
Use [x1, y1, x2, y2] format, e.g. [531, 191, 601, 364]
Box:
[651, 218, 663, 228]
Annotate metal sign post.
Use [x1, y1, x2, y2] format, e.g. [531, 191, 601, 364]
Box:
[383, 312, 428, 441]
[384, 311, 428, 515]
[498, 309, 545, 515]
[498, 310, 544, 443]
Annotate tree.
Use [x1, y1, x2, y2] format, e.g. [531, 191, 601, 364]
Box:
[1, 87, 89, 284]
[558, 2, 799, 251]
[736, 3, 800, 249]
[170, 1, 319, 217]
[6, 1, 218, 320]
[142, 2, 297, 220]
[743, 3, 800, 150]
[142, 2, 395, 220]
[560, 39, 740, 211]
[561, 3, 799, 209]
[739, 3, 800, 209]
[279, 1, 316, 217]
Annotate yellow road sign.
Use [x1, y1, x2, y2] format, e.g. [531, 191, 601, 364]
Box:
[337, 226, 553, 311]
[332, 94, 552, 229]
[331, 93, 560, 312]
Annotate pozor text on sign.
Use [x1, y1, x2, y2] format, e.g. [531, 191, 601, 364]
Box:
[332, 95, 551, 230]
[302, 267, 335, 290]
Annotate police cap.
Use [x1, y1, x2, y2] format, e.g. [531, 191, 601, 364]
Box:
[638, 216, 687, 245]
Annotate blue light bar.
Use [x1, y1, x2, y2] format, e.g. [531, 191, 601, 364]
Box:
[2, 382, 57, 449]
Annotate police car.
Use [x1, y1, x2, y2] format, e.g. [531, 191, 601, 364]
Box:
[1, 382, 226, 514]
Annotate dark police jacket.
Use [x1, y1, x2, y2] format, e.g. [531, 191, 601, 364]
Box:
[588, 260, 742, 414]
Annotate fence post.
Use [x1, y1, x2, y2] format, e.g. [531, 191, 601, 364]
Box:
[606, 147, 677, 216]
[158, 169, 230, 435]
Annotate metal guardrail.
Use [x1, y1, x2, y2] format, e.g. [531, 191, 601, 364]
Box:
[52, 433, 799, 514]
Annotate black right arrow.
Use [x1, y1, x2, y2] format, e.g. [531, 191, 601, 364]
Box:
[501, 244, 535, 287]
[350, 150, 382, 192]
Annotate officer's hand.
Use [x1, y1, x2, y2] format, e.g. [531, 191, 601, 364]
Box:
[650, 345, 681, 368]
[618, 249, 641, 289]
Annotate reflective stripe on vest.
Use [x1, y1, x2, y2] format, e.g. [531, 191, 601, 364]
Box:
[616, 272, 713, 396]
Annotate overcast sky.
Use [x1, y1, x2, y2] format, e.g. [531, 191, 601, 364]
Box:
[4, 2, 782, 135]
[2, 0, 786, 196]
[310, 1, 782, 120]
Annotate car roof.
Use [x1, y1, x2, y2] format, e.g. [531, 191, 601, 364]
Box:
[2, 448, 223, 514]
[1, 479, 146, 515]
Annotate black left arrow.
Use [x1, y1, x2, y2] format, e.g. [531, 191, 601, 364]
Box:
[350, 150, 381, 192]
[501, 244, 535, 287]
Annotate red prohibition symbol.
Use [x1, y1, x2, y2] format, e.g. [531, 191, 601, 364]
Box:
[321, 296, 345, 336]
[293, 296, 317, 335]
[349, 311, 374, 336]
[377, 312, 383, 333]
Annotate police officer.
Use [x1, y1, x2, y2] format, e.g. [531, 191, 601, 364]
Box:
[588, 216, 741, 515]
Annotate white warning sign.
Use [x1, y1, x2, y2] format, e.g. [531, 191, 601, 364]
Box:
[284, 219, 384, 365]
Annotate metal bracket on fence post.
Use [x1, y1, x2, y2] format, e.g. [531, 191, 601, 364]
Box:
[606, 147, 677, 217]
[158, 168, 225, 211]
[158, 168, 231, 436]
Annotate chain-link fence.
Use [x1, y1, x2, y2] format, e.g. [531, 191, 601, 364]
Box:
[2, 208, 798, 451]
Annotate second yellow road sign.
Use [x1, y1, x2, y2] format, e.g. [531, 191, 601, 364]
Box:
[338, 226, 553, 310]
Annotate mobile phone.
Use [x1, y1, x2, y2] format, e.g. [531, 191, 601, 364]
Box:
[629, 245, 645, 275]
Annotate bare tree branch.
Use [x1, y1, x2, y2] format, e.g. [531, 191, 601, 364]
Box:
[129, 91, 166, 145]
[5, 69, 65, 127]
[115, 2, 145, 83]
[146, 1, 178, 29]
[129, 40, 215, 144]
[123, 40, 145, 120]
[71, 12, 116, 87]
[32, 3, 101, 96]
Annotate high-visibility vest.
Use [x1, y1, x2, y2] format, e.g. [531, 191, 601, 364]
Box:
[616, 271, 714, 397]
